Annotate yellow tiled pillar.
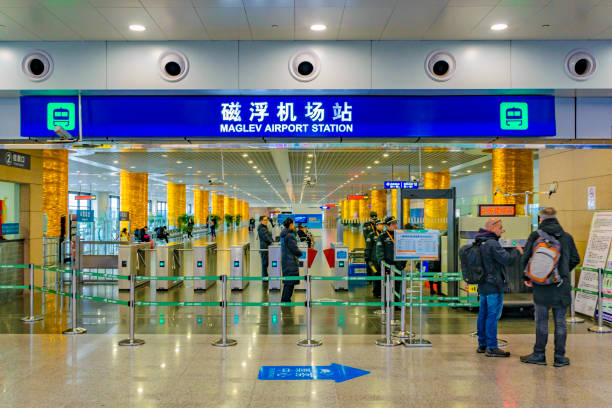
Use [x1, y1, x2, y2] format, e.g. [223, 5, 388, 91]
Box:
[201, 190, 210, 224]
[424, 170, 450, 229]
[120, 170, 148, 233]
[194, 189, 203, 224]
[212, 193, 224, 219]
[492, 149, 533, 215]
[42, 149, 68, 237]
[358, 199, 369, 222]
[348, 199, 359, 221]
[370, 189, 386, 218]
[390, 189, 398, 219]
[340, 200, 347, 221]
[167, 182, 186, 228]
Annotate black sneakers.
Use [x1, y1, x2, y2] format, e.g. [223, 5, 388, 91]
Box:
[553, 355, 570, 367]
[485, 348, 510, 357]
[520, 353, 547, 365]
[476, 345, 486, 354]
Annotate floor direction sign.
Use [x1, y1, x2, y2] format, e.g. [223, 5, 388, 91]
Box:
[258, 363, 369, 383]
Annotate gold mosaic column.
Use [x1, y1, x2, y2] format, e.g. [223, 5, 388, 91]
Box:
[390, 189, 398, 219]
[424, 170, 450, 229]
[358, 199, 369, 222]
[194, 189, 203, 224]
[120, 170, 148, 233]
[340, 200, 348, 221]
[167, 182, 186, 228]
[492, 149, 533, 216]
[403, 199, 410, 226]
[212, 193, 224, 219]
[370, 189, 386, 218]
[42, 149, 68, 237]
[348, 199, 359, 221]
[201, 190, 210, 223]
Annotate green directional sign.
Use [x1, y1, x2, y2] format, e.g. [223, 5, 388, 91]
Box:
[47, 102, 76, 131]
[500, 102, 528, 130]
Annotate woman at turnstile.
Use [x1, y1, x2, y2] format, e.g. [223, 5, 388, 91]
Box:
[280, 217, 303, 302]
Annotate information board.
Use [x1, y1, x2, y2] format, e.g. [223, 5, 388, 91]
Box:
[575, 212, 612, 317]
[20, 95, 556, 139]
[394, 229, 439, 261]
[384, 181, 419, 189]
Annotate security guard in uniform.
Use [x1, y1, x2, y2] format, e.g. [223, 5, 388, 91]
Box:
[375, 216, 407, 299]
[365, 218, 384, 297]
[362, 211, 377, 241]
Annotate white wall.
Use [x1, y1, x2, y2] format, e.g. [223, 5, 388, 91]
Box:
[451, 172, 492, 217]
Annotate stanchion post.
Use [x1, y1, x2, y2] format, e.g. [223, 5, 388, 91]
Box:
[588, 268, 612, 334]
[373, 261, 385, 316]
[567, 268, 584, 324]
[376, 272, 400, 347]
[22, 264, 42, 323]
[392, 266, 413, 339]
[119, 274, 145, 346]
[297, 275, 322, 347]
[63, 262, 86, 334]
[212, 275, 237, 347]
[404, 262, 431, 347]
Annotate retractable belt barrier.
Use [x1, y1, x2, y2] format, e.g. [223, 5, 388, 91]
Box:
[3, 263, 609, 348]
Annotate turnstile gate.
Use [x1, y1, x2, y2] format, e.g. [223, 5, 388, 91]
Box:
[268, 244, 281, 291]
[193, 242, 217, 291]
[118, 242, 150, 290]
[156, 242, 184, 290]
[230, 242, 250, 291]
[296, 242, 309, 290]
[331, 242, 349, 291]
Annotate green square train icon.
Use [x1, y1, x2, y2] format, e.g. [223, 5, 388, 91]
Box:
[500, 102, 528, 130]
[47, 102, 76, 131]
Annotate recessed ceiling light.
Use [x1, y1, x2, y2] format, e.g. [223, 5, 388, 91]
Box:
[176, 161, 182, 164]
[467, 170, 472, 173]
[257, 170, 261, 174]
[113, 160, 118, 164]
[161, 154, 167, 157]
[367, 166, 371, 169]
[130, 166, 136, 169]
[188, 166, 192, 169]
[253, 166, 257, 169]
[490, 23, 508, 31]
[310, 24, 327, 31]
[242, 153, 248, 157]
[427, 165, 433, 169]
[308, 154, 313, 158]
[305, 166, 310, 169]
[482, 165, 487, 169]
[306, 161, 311, 164]
[383, 153, 389, 157]
[129, 24, 146, 32]
[374, 160, 379, 164]
[197, 170, 202, 173]
[441, 160, 447, 164]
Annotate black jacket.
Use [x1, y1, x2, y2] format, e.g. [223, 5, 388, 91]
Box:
[375, 229, 407, 271]
[280, 228, 302, 277]
[365, 228, 381, 263]
[363, 221, 375, 241]
[520, 218, 580, 308]
[475, 228, 519, 295]
[258, 223, 274, 250]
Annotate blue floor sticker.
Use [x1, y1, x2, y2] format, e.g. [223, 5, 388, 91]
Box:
[258, 363, 370, 383]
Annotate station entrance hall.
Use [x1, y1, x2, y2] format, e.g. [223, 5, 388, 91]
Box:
[2, 3, 612, 408]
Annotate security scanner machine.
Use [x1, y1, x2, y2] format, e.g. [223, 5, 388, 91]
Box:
[330, 242, 349, 291]
[295, 242, 309, 290]
[268, 244, 281, 291]
[118, 242, 150, 290]
[455, 208, 532, 307]
[156, 242, 184, 290]
[193, 242, 217, 291]
[230, 242, 250, 291]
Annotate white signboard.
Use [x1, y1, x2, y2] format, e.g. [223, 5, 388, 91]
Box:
[588, 186, 596, 210]
[575, 212, 612, 316]
[394, 229, 439, 261]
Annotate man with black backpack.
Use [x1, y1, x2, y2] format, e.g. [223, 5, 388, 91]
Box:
[520, 207, 580, 367]
[464, 217, 522, 358]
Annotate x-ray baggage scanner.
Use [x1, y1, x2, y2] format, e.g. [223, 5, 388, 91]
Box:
[118, 242, 150, 290]
[268, 244, 281, 291]
[156, 242, 184, 290]
[231, 242, 250, 291]
[193, 242, 217, 291]
[295, 242, 309, 291]
[331, 242, 349, 291]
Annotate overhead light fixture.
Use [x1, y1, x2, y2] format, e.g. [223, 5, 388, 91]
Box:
[113, 160, 118, 164]
[383, 153, 389, 157]
[308, 154, 313, 158]
[176, 161, 182, 164]
[427, 165, 433, 169]
[129, 24, 146, 32]
[242, 153, 248, 157]
[305, 166, 310, 169]
[188, 166, 192, 169]
[490, 23, 508, 31]
[367, 166, 371, 169]
[467, 170, 472, 173]
[482, 165, 487, 169]
[441, 160, 447, 164]
[130, 166, 136, 169]
[257, 170, 261, 174]
[253, 166, 257, 169]
[374, 160, 379, 164]
[310, 24, 327, 31]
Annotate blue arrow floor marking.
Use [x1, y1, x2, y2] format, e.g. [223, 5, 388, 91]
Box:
[257, 363, 370, 383]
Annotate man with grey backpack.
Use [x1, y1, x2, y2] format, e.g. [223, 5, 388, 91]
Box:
[520, 207, 580, 367]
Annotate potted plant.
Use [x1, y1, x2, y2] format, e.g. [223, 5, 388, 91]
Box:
[235, 215, 242, 228]
[224, 214, 234, 228]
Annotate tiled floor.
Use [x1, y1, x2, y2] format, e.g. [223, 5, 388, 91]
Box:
[0, 333, 610, 407]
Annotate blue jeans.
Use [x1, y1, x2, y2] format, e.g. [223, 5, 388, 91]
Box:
[477, 293, 504, 349]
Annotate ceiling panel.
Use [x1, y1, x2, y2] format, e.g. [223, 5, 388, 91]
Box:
[246, 7, 293, 40]
[196, 6, 251, 40]
[424, 6, 494, 39]
[0, 11, 39, 40]
[96, 7, 167, 40]
[381, 0, 447, 40]
[294, 7, 344, 40]
[0, 6, 79, 41]
[41, 4, 124, 41]
[338, 6, 393, 40]
[146, 6, 209, 40]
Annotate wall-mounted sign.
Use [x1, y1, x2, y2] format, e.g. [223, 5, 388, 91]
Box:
[478, 204, 516, 217]
[0, 149, 30, 170]
[384, 181, 419, 189]
[20, 95, 556, 139]
[347, 195, 366, 200]
[394, 229, 439, 261]
[75, 195, 96, 200]
[1, 223, 19, 235]
[588, 186, 596, 210]
[119, 211, 130, 221]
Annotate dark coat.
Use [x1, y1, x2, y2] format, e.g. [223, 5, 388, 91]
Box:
[520, 218, 580, 308]
[362, 221, 375, 241]
[375, 229, 407, 271]
[258, 223, 274, 249]
[280, 228, 302, 277]
[365, 228, 382, 263]
[475, 228, 519, 295]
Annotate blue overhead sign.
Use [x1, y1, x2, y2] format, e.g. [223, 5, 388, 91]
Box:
[257, 364, 369, 383]
[1, 223, 19, 235]
[20, 95, 556, 138]
[76, 210, 94, 223]
[384, 181, 419, 189]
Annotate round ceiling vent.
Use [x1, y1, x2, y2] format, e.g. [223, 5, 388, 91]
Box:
[159, 51, 189, 82]
[289, 49, 321, 82]
[22, 50, 54, 82]
[425, 50, 456, 82]
[564, 49, 596, 81]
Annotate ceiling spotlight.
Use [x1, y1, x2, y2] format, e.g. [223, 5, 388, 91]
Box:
[383, 153, 389, 157]
[490, 23, 508, 31]
[441, 160, 447, 164]
[113, 160, 118, 164]
[482, 165, 487, 169]
[305, 166, 310, 169]
[310, 24, 327, 31]
[374, 160, 380, 164]
[257, 170, 261, 174]
[253, 166, 257, 169]
[188, 166, 192, 169]
[467, 170, 472, 173]
[176, 161, 182, 164]
[129, 24, 146, 32]
[307, 161, 311, 164]
[427, 165, 433, 169]
[130, 166, 136, 169]
[367, 166, 371, 169]
[308, 154, 313, 158]
[161, 154, 167, 157]
[242, 153, 248, 157]
[197, 170, 202, 173]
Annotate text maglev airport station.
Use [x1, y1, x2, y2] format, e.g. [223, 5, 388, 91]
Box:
[219, 123, 354, 134]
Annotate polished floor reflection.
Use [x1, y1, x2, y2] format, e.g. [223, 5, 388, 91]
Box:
[1, 333, 610, 407]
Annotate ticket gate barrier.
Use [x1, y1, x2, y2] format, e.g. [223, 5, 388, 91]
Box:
[230, 242, 250, 291]
[156, 242, 184, 290]
[118, 242, 150, 290]
[193, 243, 217, 291]
[330, 243, 349, 291]
[296, 242, 309, 291]
[268, 244, 281, 291]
